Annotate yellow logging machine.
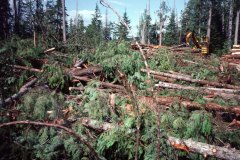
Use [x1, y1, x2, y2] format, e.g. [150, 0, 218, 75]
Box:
[185, 31, 209, 55]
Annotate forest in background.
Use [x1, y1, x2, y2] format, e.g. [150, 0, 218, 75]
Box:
[0, 0, 240, 159]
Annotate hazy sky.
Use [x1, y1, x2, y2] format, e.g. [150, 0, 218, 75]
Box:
[65, 0, 187, 35]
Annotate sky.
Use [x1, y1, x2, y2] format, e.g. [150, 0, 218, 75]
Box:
[65, 0, 187, 35]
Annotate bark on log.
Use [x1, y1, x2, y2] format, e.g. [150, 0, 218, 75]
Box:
[74, 59, 86, 68]
[13, 65, 43, 73]
[138, 96, 240, 115]
[230, 49, 240, 53]
[74, 117, 240, 160]
[71, 76, 126, 93]
[79, 117, 115, 132]
[0, 78, 38, 107]
[72, 76, 91, 82]
[69, 87, 84, 91]
[99, 81, 126, 91]
[151, 75, 176, 83]
[70, 66, 102, 76]
[155, 81, 240, 96]
[168, 136, 240, 160]
[222, 54, 240, 59]
[141, 68, 240, 89]
[44, 47, 55, 53]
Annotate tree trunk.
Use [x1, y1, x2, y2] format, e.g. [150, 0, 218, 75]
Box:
[13, 0, 19, 34]
[75, 0, 78, 25]
[141, 23, 146, 44]
[141, 68, 240, 89]
[0, 78, 38, 107]
[207, 4, 212, 42]
[234, 10, 240, 45]
[155, 81, 240, 100]
[159, 0, 163, 46]
[62, 0, 66, 43]
[168, 136, 240, 160]
[228, 0, 233, 49]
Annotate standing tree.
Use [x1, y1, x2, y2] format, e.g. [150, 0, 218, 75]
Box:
[34, 0, 44, 46]
[139, 8, 151, 44]
[164, 9, 178, 46]
[207, 2, 212, 42]
[158, 0, 168, 46]
[0, 0, 11, 40]
[234, 1, 240, 45]
[86, 4, 103, 46]
[228, 0, 233, 49]
[62, 0, 66, 43]
[116, 10, 131, 41]
[103, 9, 111, 41]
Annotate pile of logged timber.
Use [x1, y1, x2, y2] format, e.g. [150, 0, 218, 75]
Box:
[221, 45, 240, 71]
[230, 45, 240, 55]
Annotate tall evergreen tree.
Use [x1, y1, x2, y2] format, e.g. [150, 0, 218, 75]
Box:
[164, 10, 178, 45]
[0, 0, 11, 40]
[116, 10, 131, 41]
[149, 22, 159, 44]
[86, 4, 103, 46]
[35, 0, 44, 33]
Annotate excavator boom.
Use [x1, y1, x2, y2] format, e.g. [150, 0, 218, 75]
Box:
[185, 32, 201, 49]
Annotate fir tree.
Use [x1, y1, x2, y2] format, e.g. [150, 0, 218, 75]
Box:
[164, 10, 178, 46]
[0, 0, 11, 40]
[86, 4, 103, 46]
[116, 10, 131, 41]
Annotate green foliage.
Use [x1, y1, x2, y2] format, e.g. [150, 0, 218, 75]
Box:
[161, 106, 213, 141]
[115, 11, 131, 40]
[185, 111, 212, 139]
[43, 63, 68, 89]
[148, 48, 173, 71]
[164, 11, 179, 46]
[17, 88, 65, 121]
[85, 4, 103, 47]
[80, 42, 146, 88]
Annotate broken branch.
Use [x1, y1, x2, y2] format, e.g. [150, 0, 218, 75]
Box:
[0, 120, 101, 160]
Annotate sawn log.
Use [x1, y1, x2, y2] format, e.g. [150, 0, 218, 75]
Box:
[141, 68, 240, 89]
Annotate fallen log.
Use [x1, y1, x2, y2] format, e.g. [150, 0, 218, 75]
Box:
[44, 47, 55, 53]
[233, 45, 240, 48]
[76, 117, 240, 160]
[142, 68, 240, 89]
[0, 78, 38, 107]
[168, 71, 192, 79]
[13, 65, 43, 73]
[155, 81, 240, 97]
[70, 66, 102, 76]
[151, 75, 176, 83]
[79, 117, 115, 132]
[69, 87, 84, 91]
[230, 49, 240, 53]
[74, 59, 86, 68]
[222, 54, 240, 59]
[72, 76, 91, 82]
[71, 76, 126, 93]
[98, 81, 126, 91]
[138, 96, 240, 115]
[168, 136, 240, 160]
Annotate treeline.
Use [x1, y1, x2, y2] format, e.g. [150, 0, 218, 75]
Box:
[0, 0, 130, 49]
[0, 0, 240, 53]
